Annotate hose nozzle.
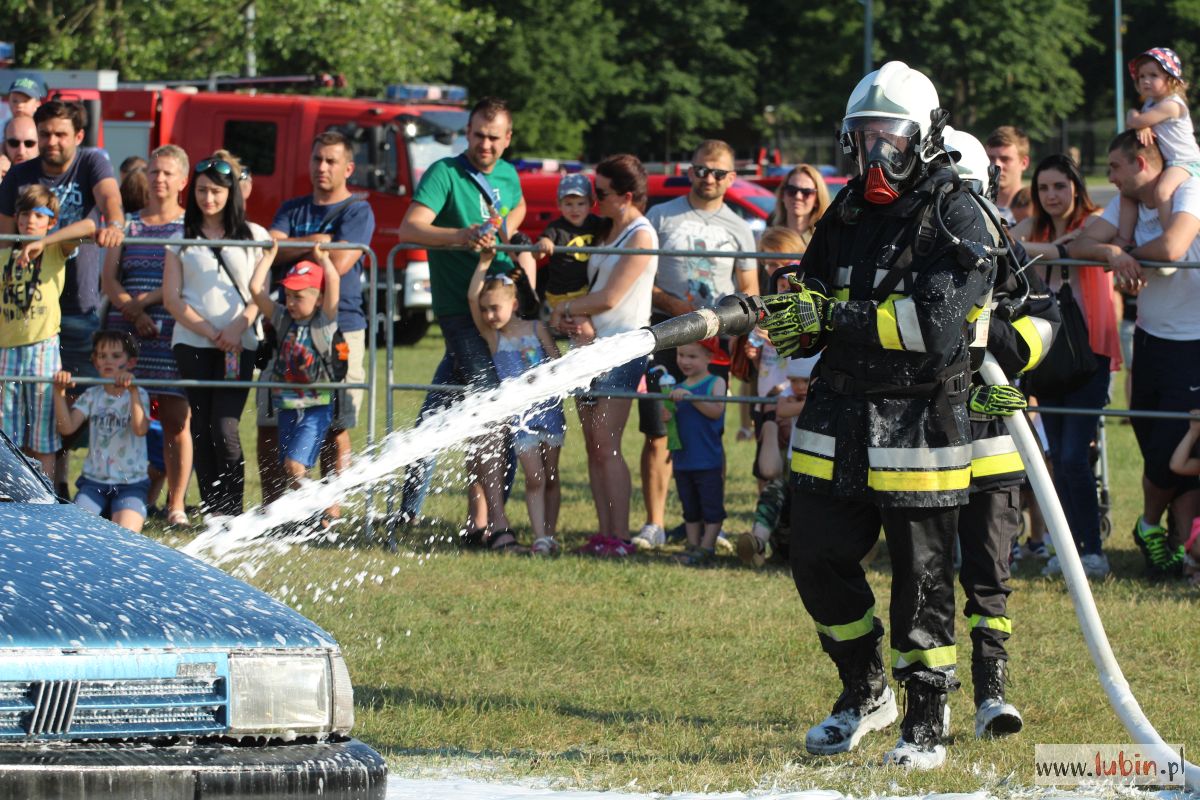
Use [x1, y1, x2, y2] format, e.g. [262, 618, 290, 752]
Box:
[647, 293, 766, 353]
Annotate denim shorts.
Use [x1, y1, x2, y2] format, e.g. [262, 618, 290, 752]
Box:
[589, 356, 649, 399]
[278, 404, 335, 469]
[75, 476, 151, 519]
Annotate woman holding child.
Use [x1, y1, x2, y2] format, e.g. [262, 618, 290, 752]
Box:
[551, 154, 657, 555]
[102, 144, 192, 526]
[163, 153, 269, 518]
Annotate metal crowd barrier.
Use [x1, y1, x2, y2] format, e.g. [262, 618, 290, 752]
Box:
[8, 230, 1200, 534]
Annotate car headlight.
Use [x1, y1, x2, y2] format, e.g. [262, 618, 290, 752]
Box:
[228, 653, 355, 737]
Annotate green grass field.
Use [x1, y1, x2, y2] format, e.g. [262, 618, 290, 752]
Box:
[132, 326, 1198, 795]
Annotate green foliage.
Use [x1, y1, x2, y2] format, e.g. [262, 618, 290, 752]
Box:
[589, 0, 758, 161]
[1, 0, 489, 93]
[879, 0, 1096, 140]
[452, 0, 623, 158]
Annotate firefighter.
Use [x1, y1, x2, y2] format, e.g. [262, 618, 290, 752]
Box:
[759, 62, 998, 769]
[943, 128, 1060, 738]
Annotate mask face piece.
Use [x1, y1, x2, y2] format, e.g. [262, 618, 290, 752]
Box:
[865, 164, 901, 204]
[843, 117, 921, 203]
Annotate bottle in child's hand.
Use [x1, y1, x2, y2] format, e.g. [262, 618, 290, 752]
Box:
[479, 206, 509, 238]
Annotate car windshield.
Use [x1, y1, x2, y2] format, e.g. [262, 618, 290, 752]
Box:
[400, 110, 469, 183]
[0, 434, 56, 503]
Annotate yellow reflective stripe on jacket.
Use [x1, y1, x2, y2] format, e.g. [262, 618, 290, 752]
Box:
[1011, 315, 1054, 373]
[815, 606, 876, 642]
[867, 444, 972, 492]
[792, 451, 834, 480]
[791, 429, 835, 480]
[876, 296, 903, 350]
[971, 434, 1025, 478]
[892, 645, 957, 670]
[868, 468, 971, 492]
[876, 295, 925, 352]
[968, 613, 1013, 634]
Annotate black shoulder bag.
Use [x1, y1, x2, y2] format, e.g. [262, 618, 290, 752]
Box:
[209, 246, 274, 370]
[1023, 265, 1097, 398]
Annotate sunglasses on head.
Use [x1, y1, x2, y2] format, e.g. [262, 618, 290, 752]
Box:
[691, 165, 733, 181]
[5, 138, 36, 149]
[194, 159, 235, 177]
[783, 184, 818, 198]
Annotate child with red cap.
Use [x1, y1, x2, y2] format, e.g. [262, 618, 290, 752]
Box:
[249, 243, 342, 496]
[662, 337, 728, 566]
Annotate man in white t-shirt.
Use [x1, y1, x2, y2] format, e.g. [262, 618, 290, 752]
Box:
[631, 139, 758, 549]
[1069, 129, 1200, 577]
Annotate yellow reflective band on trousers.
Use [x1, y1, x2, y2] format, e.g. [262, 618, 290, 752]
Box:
[971, 435, 1025, 478]
[866, 445, 972, 493]
[1011, 315, 1054, 373]
[968, 614, 1013, 633]
[892, 644, 957, 670]
[816, 606, 876, 642]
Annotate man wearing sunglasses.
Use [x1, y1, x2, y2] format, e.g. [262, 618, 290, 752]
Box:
[632, 139, 758, 550]
[0, 115, 38, 181]
[0, 99, 124, 497]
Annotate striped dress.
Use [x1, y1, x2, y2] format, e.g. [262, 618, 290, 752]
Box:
[103, 213, 185, 396]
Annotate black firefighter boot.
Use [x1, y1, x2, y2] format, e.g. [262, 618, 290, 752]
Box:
[973, 658, 1023, 738]
[884, 679, 951, 770]
[805, 644, 897, 755]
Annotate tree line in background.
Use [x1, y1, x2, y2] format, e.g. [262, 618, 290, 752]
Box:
[4, 0, 1200, 165]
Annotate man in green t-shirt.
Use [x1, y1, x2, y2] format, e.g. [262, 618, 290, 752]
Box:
[397, 97, 527, 550]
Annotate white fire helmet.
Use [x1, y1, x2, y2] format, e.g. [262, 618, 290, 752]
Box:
[943, 126, 991, 196]
[841, 61, 941, 204]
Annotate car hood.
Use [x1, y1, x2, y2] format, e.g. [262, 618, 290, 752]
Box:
[0, 504, 336, 651]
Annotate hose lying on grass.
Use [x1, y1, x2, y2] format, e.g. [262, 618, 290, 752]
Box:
[981, 353, 1198, 791]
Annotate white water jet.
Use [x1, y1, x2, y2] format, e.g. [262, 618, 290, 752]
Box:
[182, 329, 657, 566]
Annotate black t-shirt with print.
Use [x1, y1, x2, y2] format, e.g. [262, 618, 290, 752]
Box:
[540, 214, 604, 298]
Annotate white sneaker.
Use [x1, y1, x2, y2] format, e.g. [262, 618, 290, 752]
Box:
[884, 737, 947, 769]
[1041, 555, 1063, 577]
[805, 685, 897, 755]
[631, 523, 665, 550]
[1081, 553, 1111, 579]
[975, 698, 1023, 738]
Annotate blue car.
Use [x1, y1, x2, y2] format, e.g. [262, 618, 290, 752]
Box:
[0, 431, 386, 798]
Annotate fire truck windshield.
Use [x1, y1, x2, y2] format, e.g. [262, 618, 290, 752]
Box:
[399, 110, 469, 183]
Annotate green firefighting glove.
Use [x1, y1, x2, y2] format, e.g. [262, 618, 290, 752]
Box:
[760, 286, 834, 358]
[969, 384, 1027, 417]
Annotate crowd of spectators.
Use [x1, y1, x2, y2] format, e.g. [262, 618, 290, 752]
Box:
[0, 75, 374, 533]
[0, 75, 1198, 584]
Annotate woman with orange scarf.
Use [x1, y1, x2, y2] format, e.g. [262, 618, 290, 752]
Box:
[1011, 154, 1122, 578]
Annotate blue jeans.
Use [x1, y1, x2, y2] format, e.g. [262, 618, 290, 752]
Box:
[400, 315, 501, 521]
[1040, 355, 1110, 556]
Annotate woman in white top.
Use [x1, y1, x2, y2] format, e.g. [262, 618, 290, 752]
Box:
[552, 155, 657, 552]
[163, 156, 267, 517]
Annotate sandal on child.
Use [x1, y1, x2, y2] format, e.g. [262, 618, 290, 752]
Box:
[675, 546, 716, 568]
[166, 509, 190, 527]
[487, 529, 529, 554]
[461, 527, 487, 549]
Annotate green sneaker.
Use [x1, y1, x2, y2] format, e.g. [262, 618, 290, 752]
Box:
[1132, 518, 1177, 576]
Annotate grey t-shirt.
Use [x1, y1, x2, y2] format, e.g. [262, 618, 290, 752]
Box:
[646, 195, 756, 313]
